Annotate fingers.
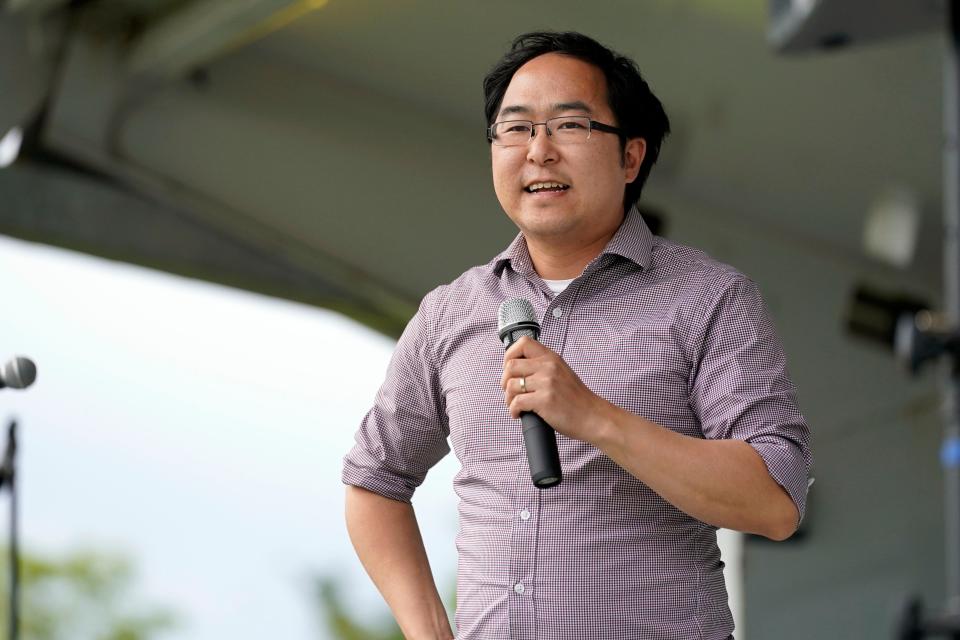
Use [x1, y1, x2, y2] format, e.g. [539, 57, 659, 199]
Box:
[502, 337, 567, 419]
[503, 374, 530, 412]
[502, 336, 552, 389]
[504, 335, 547, 361]
[505, 377, 540, 419]
[500, 357, 539, 390]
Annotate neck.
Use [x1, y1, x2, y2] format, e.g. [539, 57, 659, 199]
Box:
[526, 230, 617, 280]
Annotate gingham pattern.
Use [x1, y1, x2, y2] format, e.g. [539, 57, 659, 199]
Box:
[343, 207, 811, 640]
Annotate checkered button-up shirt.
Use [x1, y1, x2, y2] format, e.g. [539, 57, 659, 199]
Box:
[343, 207, 812, 640]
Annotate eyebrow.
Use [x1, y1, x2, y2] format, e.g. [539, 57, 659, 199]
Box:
[497, 101, 594, 119]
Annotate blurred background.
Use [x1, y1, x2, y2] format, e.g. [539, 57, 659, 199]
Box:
[0, 0, 951, 638]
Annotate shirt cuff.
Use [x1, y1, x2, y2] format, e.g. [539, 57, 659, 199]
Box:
[746, 435, 811, 524]
[342, 457, 418, 504]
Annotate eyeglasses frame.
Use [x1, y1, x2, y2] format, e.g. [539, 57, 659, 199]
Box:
[487, 116, 626, 146]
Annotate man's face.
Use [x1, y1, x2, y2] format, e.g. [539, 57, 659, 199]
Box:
[491, 53, 645, 246]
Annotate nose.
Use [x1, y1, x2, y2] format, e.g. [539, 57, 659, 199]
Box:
[526, 123, 559, 165]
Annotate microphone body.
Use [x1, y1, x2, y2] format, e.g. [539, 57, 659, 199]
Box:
[497, 298, 562, 489]
[0, 357, 36, 390]
[520, 412, 562, 488]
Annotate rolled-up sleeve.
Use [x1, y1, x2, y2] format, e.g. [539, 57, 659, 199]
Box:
[688, 273, 813, 522]
[342, 288, 450, 503]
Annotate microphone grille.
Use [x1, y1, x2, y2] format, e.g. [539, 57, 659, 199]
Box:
[3, 357, 37, 389]
[498, 297, 538, 332]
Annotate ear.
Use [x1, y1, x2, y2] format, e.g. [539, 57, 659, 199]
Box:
[623, 137, 646, 184]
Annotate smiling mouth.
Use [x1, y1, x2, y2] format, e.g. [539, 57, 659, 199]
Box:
[524, 182, 570, 193]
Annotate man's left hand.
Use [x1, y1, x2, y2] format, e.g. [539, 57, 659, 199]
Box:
[501, 336, 611, 444]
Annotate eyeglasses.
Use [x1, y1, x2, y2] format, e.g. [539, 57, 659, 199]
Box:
[487, 116, 624, 147]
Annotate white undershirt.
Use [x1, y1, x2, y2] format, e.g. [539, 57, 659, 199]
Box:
[542, 278, 575, 294]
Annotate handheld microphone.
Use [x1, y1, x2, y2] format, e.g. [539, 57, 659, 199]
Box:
[0, 357, 36, 390]
[497, 298, 562, 489]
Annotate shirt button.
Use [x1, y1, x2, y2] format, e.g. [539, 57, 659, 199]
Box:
[514, 582, 525, 594]
[519, 509, 531, 521]
[552, 307, 563, 318]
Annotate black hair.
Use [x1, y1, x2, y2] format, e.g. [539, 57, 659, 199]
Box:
[483, 31, 670, 207]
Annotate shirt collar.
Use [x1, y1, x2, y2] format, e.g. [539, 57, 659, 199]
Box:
[491, 205, 653, 276]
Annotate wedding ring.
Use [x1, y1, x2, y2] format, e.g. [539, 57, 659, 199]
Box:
[520, 376, 527, 393]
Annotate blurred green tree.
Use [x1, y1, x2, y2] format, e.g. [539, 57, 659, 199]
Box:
[314, 576, 403, 640]
[0, 546, 177, 640]
[313, 574, 456, 640]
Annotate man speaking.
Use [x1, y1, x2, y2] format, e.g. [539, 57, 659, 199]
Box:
[342, 31, 812, 640]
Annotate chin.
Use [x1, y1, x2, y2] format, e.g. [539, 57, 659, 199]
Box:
[516, 213, 582, 239]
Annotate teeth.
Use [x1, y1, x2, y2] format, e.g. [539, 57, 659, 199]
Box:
[527, 182, 569, 192]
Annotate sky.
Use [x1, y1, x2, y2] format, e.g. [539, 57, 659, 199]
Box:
[0, 234, 460, 639]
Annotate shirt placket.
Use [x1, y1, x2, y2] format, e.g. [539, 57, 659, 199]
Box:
[508, 480, 538, 640]
[507, 290, 573, 640]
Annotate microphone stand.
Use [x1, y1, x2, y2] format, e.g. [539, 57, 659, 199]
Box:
[0, 421, 20, 640]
